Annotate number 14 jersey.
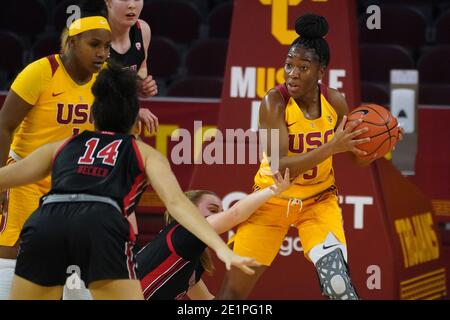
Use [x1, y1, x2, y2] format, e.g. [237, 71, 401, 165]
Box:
[50, 130, 147, 218]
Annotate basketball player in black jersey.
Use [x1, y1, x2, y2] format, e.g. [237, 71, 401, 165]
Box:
[74, 1, 158, 260]
[105, 0, 159, 136]
[137, 172, 290, 300]
[0, 64, 259, 300]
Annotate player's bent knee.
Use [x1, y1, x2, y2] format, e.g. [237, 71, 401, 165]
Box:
[314, 248, 359, 300]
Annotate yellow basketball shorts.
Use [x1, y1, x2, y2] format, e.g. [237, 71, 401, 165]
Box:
[0, 158, 51, 247]
[230, 189, 346, 266]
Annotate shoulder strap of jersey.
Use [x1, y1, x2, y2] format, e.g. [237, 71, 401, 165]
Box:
[319, 82, 329, 101]
[134, 20, 144, 44]
[275, 83, 290, 107]
[46, 54, 60, 76]
[129, 21, 144, 50]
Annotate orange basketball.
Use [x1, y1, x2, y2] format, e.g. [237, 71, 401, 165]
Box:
[346, 104, 399, 161]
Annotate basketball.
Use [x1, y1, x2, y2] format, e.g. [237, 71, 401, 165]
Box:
[346, 104, 400, 160]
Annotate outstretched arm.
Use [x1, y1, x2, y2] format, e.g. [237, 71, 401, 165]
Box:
[206, 170, 290, 234]
[0, 140, 63, 191]
[139, 141, 260, 275]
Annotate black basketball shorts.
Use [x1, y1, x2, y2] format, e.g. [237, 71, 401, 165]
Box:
[15, 201, 137, 287]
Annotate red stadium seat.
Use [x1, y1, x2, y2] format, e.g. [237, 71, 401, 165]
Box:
[147, 36, 180, 79]
[186, 39, 228, 77]
[359, 5, 428, 50]
[141, 1, 201, 45]
[208, 2, 233, 38]
[52, 0, 82, 34]
[0, 32, 25, 72]
[361, 82, 390, 105]
[418, 45, 450, 83]
[419, 84, 450, 105]
[0, 0, 48, 37]
[167, 76, 223, 98]
[359, 44, 414, 82]
[0, 32, 25, 89]
[32, 33, 61, 60]
[435, 10, 450, 44]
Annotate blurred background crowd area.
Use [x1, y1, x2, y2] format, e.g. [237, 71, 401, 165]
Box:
[0, 0, 449, 105]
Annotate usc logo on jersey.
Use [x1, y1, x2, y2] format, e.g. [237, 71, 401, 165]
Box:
[288, 129, 334, 154]
[56, 103, 93, 125]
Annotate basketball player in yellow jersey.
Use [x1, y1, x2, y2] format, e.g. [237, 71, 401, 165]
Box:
[218, 14, 374, 300]
[0, 15, 111, 299]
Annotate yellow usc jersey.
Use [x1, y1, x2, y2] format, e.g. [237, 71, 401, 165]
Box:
[254, 83, 338, 200]
[10, 54, 97, 159]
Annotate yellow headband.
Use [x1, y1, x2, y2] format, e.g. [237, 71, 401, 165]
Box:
[68, 16, 111, 36]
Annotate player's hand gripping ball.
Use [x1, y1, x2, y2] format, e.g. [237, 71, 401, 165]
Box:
[346, 104, 400, 161]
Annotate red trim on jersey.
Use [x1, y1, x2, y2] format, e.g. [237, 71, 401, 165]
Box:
[46, 55, 59, 76]
[276, 83, 290, 105]
[319, 83, 329, 101]
[123, 172, 146, 219]
[131, 139, 145, 171]
[122, 138, 147, 221]
[140, 254, 189, 300]
[51, 134, 79, 165]
[166, 224, 181, 253]
[277, 83, 330, 105]
[135, 20, 141, 29]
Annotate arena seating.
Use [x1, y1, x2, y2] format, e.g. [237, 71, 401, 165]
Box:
[167, 76, 223, 98]
[185, 39, 228, 77]
[208, 2, 233, 38]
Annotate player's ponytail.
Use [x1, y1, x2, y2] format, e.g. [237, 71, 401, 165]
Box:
[291, 13, 330, 67]
[92, 63, 139, 133]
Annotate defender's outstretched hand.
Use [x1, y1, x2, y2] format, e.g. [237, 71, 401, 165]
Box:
[138, 108, 159, 134]
[269, 168, 291, 195]
[216, 247, 261, 275]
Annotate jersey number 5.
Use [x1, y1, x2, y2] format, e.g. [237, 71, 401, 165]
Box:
[303, 166, 318, 179]
[78, 138, 122, 166]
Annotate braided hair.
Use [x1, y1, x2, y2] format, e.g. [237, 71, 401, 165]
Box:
[291, 14, 330, 67]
